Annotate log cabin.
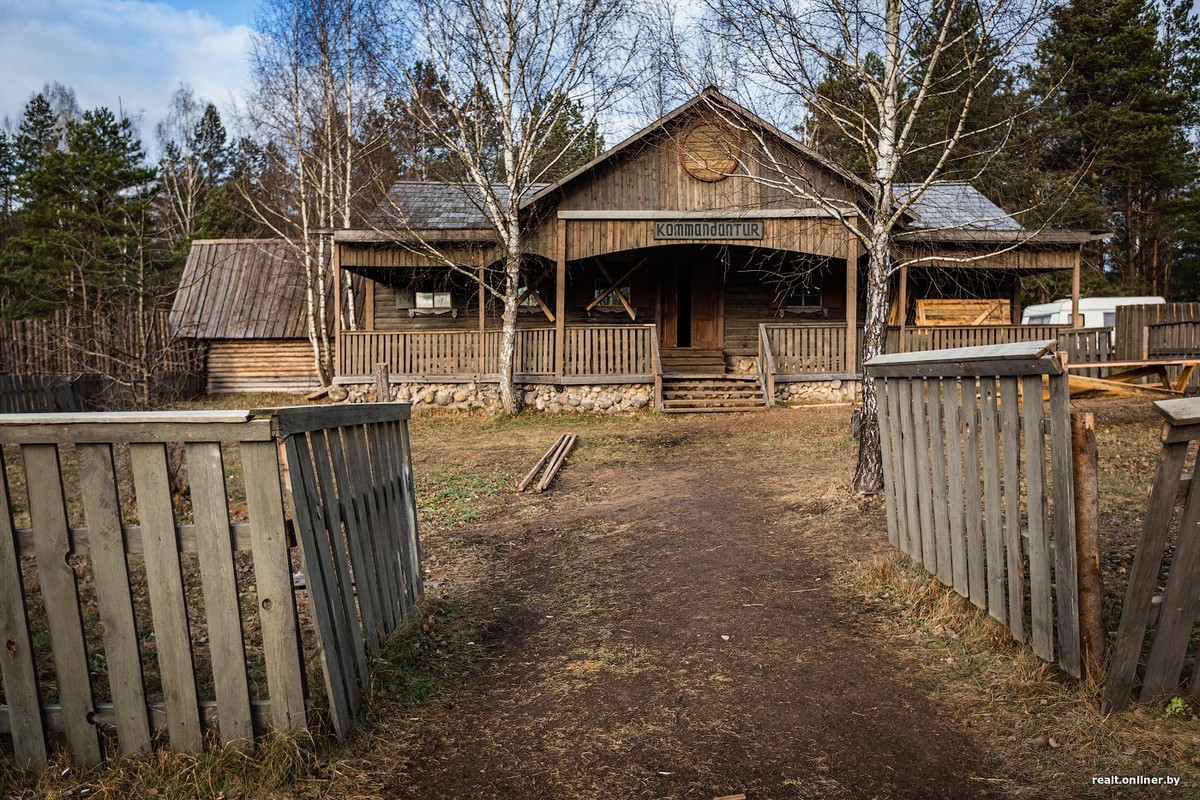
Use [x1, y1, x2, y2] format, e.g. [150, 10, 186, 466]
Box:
[330, 89, 1102, 411]
[170, 239, 328, 394]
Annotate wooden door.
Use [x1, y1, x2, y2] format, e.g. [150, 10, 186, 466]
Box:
[691, 260, 723, 349]
[659, 263, 679, 348]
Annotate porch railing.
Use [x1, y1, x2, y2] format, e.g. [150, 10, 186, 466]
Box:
[761, 323, 849, 376]
[338, 325, 656, 382]
[897, 324, 1066, 352]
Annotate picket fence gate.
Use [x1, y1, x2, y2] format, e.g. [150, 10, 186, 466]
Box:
[866, 341, 1081, 678]
[0, 403, 422, 770]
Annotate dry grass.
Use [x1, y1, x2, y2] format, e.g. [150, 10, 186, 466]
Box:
[854, 553, 1200, 797]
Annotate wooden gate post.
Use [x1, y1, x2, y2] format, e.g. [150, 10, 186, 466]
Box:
[1071, 411, 1106, 683]
[375, 362, 389, 402]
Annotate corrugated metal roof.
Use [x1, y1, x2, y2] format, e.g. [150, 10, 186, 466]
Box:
[368, 182, 549, 230]
[895, 182, 1023, 231]
[169, 239, 317, 340]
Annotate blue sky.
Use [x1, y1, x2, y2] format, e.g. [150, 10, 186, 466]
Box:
[0, 0, 258, 139]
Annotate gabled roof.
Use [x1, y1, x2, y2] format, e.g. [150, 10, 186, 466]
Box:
[170, 239, 317, 339]
[521, 86, 873, 210]
[895, 182, 1023, 232]
[368, 182, 548, 230]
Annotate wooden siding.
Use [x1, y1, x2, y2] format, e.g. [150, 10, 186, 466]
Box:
[724, 267, 846, 354]
[206, 340, 320, 394]
[893, 245, 1078, 271]
[340, 242, 492, 269]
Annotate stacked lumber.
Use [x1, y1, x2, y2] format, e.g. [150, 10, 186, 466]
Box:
[519, 434, 578, 492]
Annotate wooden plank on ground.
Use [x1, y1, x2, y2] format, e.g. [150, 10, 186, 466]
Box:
[1023, 375, 1055, 662]
[185, 441, 253, 749]
[23, 444, 102, 765]
[1000, 378, 1025, 643]
[1048, 369, 1081, 678]
[942, 379, 968, 596]
[519, 435, 567, 492]
[241, 440, 307, 731]
[911, 381, 936, 576]
[0, 450, 48, 770]
[537, 435, 578, 492]
[129, 442, 203, 753]
[77, 443, 152, 756]
[979, 377, 1006, 625]
[927, 378, 952, 586]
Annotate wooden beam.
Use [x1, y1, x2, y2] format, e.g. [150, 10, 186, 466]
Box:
[587, 257, 645, 319]
[555, 219, 566, 378]
[333, 242, 343, 377]
[365, 276, 376, 331]
[477, 252, 486, 376]
[897, 264, 909, 353]
[1071, 250, 1081, 327]
[844, 223, 858, 374]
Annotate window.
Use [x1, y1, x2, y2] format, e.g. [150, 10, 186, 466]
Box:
[517, 285, 541, 309]
[396, 285, 456, 317]
[593, 277, 631, 309]
[786, 278, 822, 309]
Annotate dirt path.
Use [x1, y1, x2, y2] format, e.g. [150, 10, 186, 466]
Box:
[371, 409, 1006, 799]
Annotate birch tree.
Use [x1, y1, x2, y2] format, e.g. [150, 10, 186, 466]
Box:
[709, 0, 1049, 492]
[385, 0, 636, 414]
[245, 0, 392, 383]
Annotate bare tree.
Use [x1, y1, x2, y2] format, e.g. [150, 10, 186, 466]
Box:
[706, 0, 1049, 492]
[244, 0, 393, 383]
[382, 0, 638, 414]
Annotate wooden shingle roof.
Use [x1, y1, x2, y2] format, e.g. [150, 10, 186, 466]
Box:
[170, 239, 316, 340]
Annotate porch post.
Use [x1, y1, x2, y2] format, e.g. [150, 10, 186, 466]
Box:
[333, 241, 342, 378]
[478, 251, 486, 376]
[844, 222, 858, 374]
[897, 263, 909, 352]
[1071, 250, 1081, 327]
[555, 219, 566, 377]
[1011, 274, 1022, 324]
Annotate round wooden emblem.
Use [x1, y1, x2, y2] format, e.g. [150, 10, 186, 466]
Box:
[681, 124, 736, 182]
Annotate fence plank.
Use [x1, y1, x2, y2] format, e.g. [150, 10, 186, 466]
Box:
[911, 380, 937, 576]
[884, 379, 907, 549]
[896, 379, 923, 564]
[129, 443, 203, 753]
[396, 420, 424, 601]
[241, 440, 307, 732]
[309, 429, 369, 684]
[960, 380, 986, 609]
[23, 445, 102, 765]
[0, 451, 48, 770]
[185, 442, 253, 749]
[979, 377, 1006, 625]
[283, 434, 355, 738]
[877, 378, 900, 548]
[942, 379, 968, 596]
[348, 423, 398, 627]
[1022, 375, 1055, 663]
[379, 420, 416, 606]
[76, 443, 152, 756]
[326, 426, 383, 653]
[1139, 467, 1200, 697]
[367, 421, 409, 613]
[927, 379, 952, 586]
[1048, 371, 1081, 678]
[999, 378, 1025, 643]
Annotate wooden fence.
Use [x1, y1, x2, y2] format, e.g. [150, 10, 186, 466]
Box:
[1103, 397, 1200, 712]
[0, 309, 205, 408]
[0, 375, 105, 413]
[761, 323, 847, 375]
[866, 341, 1081, 678]
[896, 324, 1066, 353]
[1115, 302, 1200, 360]
[0, 404, 422, 770]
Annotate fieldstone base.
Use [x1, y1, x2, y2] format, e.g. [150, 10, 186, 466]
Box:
[339, 381, 654, 413]
[775, 379, 861, 405]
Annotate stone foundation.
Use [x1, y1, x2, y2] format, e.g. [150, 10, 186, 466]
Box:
[335, 381, 654, 413]
[775, 378, 861, 405]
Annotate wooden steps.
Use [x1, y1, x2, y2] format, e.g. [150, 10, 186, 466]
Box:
[660, 348, 725, 374]
[660, 374, 766, 413]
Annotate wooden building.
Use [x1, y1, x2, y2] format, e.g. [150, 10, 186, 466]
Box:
[170, 240, 325, 394]
[336, 89, 1100, 410]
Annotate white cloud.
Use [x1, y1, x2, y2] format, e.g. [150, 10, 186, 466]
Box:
[0, 0, 252, 139]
